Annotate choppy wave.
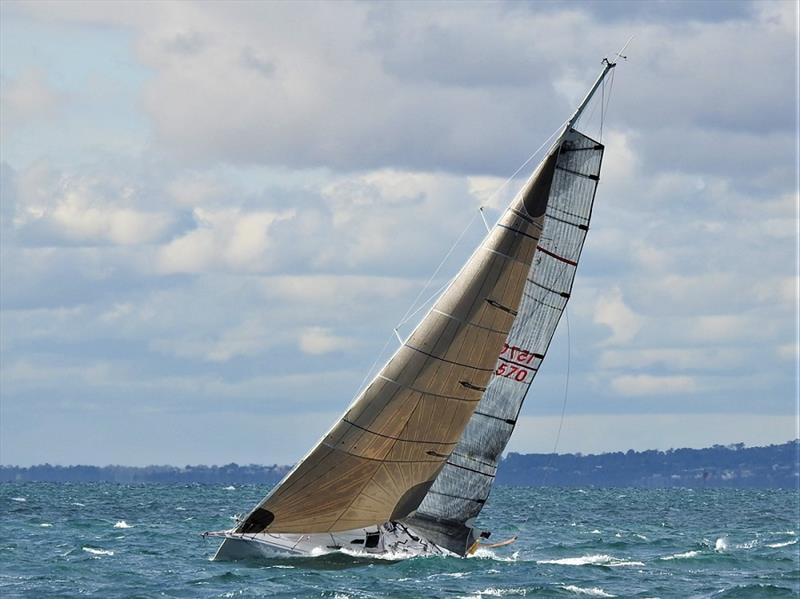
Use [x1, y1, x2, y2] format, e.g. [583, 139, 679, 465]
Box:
[661, 550, 702, 561]
[561, 585, 616, 597]
[40, 523, 53, 528]
[458, 588, 527, 598]
[537, 554, 644, 567]
[82, 547, 114, 556]
[2, 485, 796, 598]
[113, 520, 132, 529]
[469, 548, 520, 562]
[766, 539, 797, 548]
[10, 497, 26, 502]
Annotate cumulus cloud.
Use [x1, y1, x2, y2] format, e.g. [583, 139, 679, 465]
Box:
[593, 286, 643, 345]
[0, 0, 795, 464]
[7, 162, 176, 246]
[157, 207, 294, 273]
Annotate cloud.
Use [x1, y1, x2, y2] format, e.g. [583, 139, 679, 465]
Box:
[593, 286, 643, 345]
[8, 162, 176, 246]
[156, 208, 294, 273]
[598, 347, 744, 372]
[0, 67, 60, 130]
[0, 0, 795, 465]
[611, 374, 698, 396]
[298, 326, 355, 355]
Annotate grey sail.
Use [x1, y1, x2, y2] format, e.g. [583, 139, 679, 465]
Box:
[403, 126, 604, 555]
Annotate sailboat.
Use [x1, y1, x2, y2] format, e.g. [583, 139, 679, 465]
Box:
[207, 57, 617, 560]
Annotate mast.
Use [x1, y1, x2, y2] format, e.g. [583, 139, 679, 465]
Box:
[567, 58, 616, 129]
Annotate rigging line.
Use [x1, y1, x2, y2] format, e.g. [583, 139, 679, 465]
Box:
[353, 331, 396, 396]
[602, 68, 617, 132]
[551, 305, 571, 455]
[395, 210, 480, 328]
[480, 116, 572, 211]
[395, 276, 455, 329]
[600, 74, 605, 141]
[395, 115, 570, 333]
[535, 304, 572, 492]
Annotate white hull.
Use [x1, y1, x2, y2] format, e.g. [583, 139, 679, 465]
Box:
[208, 522, 453, 560]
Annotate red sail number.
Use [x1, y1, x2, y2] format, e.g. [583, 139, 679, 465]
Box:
[498, 343, 535, 365]
[495, 362, 529, 382]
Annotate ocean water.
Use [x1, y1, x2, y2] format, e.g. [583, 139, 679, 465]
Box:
[1, 484, 797, 598]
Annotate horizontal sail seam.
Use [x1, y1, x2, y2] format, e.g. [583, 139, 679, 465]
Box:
[473, 410, 516, 425]
[319, 441, 446, 464]
[544, 211, 588, 230]
[404, 344, 496, 373]
[341, 418, 460, 446]
[431, 309, 508, 335]
[377, 375, 482, 403]
[556, 165, 599, 180]
[496, 223, 540, 242]
[451, 451, 500, 471]
[427, 490, 485, 504]
[482, 246, 534, 268]
[444, 460, 496, 478]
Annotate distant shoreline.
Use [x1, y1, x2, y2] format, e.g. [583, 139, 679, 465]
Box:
[2, 440, 798, 489]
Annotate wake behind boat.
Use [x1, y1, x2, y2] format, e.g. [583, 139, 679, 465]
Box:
[207, 57, 618, 561]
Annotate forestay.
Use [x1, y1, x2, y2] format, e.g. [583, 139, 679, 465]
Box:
[404, 127, 604, 555]
[234, 142, 562, 536]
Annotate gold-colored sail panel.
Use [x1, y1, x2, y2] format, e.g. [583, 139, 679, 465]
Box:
[234, 142, 561, 535]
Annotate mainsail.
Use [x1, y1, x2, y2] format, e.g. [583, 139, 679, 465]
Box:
[233, 60, 615, 548]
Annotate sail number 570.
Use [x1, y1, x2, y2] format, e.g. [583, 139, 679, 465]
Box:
[495, 343, 535, 382]
[495, 362, 529, 382]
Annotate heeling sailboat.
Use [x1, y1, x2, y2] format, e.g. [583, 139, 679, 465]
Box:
[207, 58, 616, 560]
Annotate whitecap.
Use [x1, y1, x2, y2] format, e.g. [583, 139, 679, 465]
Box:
[429, 571, 469, 579]
[71, 502, 85, 507]
[714, 537, 728, 552]
[40, 523, 53, 528]
[634, 534, 648, 541]
[82, 547, 114, 556]
[468, 547, 520, 562]
[224, 485, 236, 491]
[10, 497, 26, 502]
[561, 585, 616, 597]
[736, 539, 758, 549]
[338, 547, 430, 561]
[767, 539, 797, 548]
[660, 550, 701, 561]
[537, 554, 644, 567]
[457, 589, 527, 598]
[113, 520, 132, 529]
[590, 529, 601, 534]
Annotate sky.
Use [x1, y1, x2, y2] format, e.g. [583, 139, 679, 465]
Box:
[0, 0, 797, 466]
